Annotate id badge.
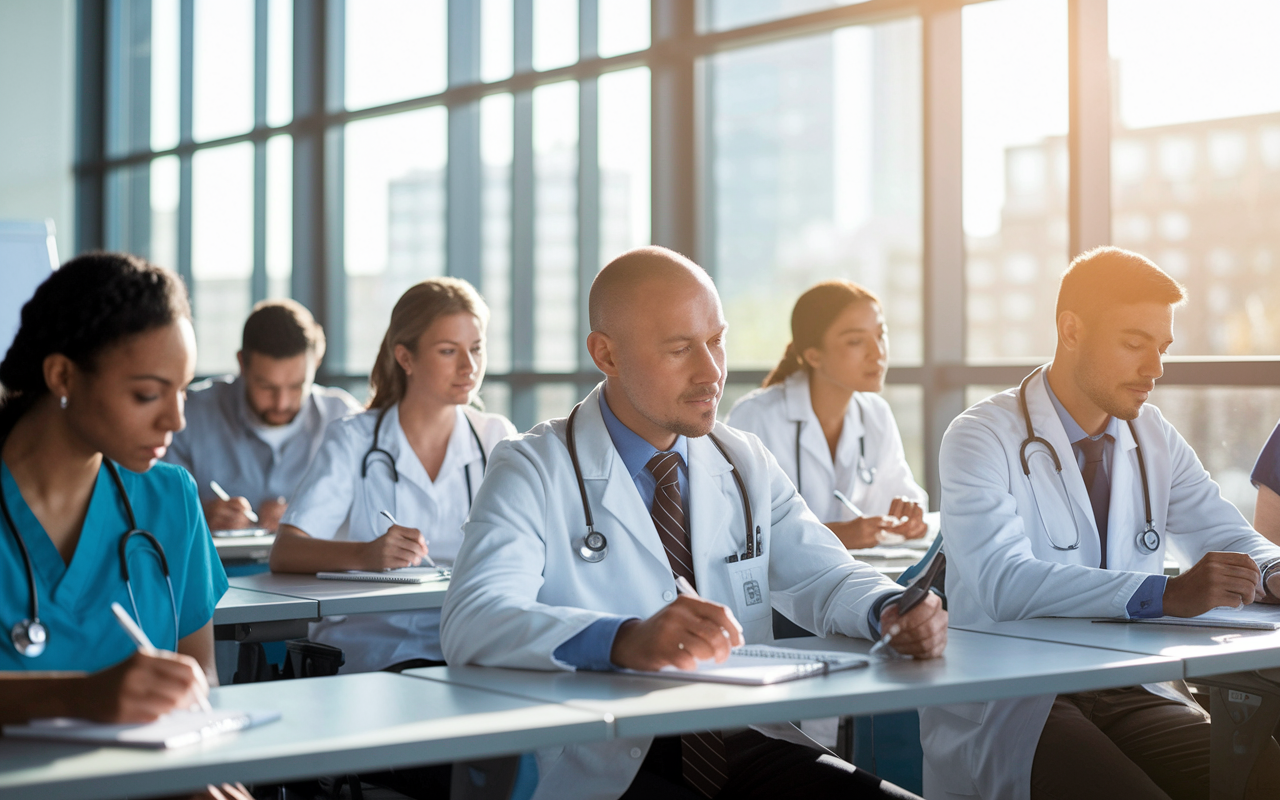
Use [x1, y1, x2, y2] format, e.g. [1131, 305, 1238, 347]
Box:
[725, 559, 771, 622]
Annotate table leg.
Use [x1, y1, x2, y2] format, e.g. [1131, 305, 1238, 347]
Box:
[1199, 669, 1280, 800]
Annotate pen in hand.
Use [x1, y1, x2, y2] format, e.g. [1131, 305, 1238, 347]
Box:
[379, 510, 436, 568]
[209, 481, 259, 525]
[111, 602, 212, 711]
[673, 576, 744, 641]
[871, 549, 947, 658]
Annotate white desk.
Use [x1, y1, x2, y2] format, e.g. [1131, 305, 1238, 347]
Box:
[0, 672, 609, 800]
[406, 631, 1180, 740]
[229, 572, 450, 616]
[213, 534, 275, 565]
[213, 587, 318, 627]
[952, 617, 1280, 799]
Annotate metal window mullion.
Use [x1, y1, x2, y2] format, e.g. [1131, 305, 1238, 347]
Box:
[650, 0, 698, 263]
[447, 0, 484, 288]
[1068, 0, 1111, 257]
[323, 0, 347, 370]
[511, 0, 536, 429]
[75, 0, 108, 254]
[576, 0, 599, 393]
[127, 0, 152, 257]
[177, 0, 194, 290]
[921, 5, 965, 509]
[251, 0, 269, 302]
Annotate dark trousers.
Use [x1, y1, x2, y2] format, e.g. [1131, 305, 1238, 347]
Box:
[619, 729, 923, 800]
[354, 658, 455, 799]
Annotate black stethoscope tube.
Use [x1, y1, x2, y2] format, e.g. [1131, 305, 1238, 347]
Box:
[794, 393, 875, 496]
[361, 406, 488, 508]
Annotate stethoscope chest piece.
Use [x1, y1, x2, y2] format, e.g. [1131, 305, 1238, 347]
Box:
[1137, 524, 1160, 554]
[11, 618, 47, 658]
[576, 529, 608, 563]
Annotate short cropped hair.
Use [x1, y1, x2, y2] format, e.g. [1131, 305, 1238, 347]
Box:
[241, 299, 327, 362]
[1056, 247, 1186, 322]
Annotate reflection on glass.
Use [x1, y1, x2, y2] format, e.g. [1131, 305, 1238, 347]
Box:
[266, 135, 292, 298]
[482, 93, 514, 373]
[267, 0, 293, 127]
[963, 0, 1068, 362]
[150, 155, 180, 272]
[534, 0, 578, 71]
[105, 165, 150, 253]
[533, 81, 579, 371]
[709, 20, 922, 369]
[345, 0, 446, 110]
[106, 0, 156, 156]
[1110, 0, 1280, 356]
[703, 0, 868, 33]
[599, 0, 650, 57]
[482, 0, 514, 82]
[599, 68, 651, 265]
[344, 108, 449, 373]
[193, 0, 255, 142]
[152, 0, 180, 151]
[192, 143, 254, 374]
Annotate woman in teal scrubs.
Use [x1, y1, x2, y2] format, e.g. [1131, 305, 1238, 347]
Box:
[0, 253, 230, 732]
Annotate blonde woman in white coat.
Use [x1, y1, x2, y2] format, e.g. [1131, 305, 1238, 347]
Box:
[728, 280, 927, 550]
[270, 278, 515, 677]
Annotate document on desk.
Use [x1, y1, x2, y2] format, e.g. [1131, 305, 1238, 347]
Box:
[316, 566, 450, 584]
[622, 645, 870, 685]
[1100, 604, 1280, 630]
[2, 709, 281, 749]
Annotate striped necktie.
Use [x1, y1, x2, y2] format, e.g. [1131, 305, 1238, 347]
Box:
[647, 451, 729, 797]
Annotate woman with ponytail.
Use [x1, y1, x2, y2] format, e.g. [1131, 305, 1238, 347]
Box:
[271, 277, 514, 680]
[727, 280, 927, 549]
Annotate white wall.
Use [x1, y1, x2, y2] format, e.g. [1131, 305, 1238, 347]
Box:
[0, 0, 75, 261]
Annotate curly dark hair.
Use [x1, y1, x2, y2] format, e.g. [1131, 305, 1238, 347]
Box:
[0, 252, 191, 435]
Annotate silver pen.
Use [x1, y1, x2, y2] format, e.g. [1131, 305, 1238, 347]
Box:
[379, 510, 436, 567]
[209, 481, 259, 524]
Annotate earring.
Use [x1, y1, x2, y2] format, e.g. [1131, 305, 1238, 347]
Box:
[59, 396, 68, 410]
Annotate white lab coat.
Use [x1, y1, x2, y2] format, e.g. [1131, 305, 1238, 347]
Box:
[727, 371, 927, 521]
[282, 404, 515, 673]
[441, 383, 903, 800]
[921, 368, 1280, 800]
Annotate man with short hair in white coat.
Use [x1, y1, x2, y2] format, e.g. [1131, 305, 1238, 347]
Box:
[923, 246, 1280, 800]
[441, 246, 946, 800]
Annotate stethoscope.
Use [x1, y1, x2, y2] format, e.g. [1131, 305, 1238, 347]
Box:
[360, 406, 488, 507]
[565, 402, 756, 564]
[794, 393, 876, 496]
[1017, 367, 1160, 555]
[0, 457, 179, 658]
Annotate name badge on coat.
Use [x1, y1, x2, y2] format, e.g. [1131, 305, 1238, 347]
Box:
[726, 559, 771, 622]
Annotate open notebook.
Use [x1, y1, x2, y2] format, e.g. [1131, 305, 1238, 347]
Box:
[2, 709, 281, 749]
[1097, 603, 1280, 631]
[623, 645, 870, 686]
[316, 567, 451, 584]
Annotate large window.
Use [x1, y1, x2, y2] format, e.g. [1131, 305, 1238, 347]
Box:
[80, 0, 1280, 507]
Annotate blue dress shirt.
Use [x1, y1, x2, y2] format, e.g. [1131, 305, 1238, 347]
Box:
[1043, 377, 1166, 618]
[553, 392, 691, 670]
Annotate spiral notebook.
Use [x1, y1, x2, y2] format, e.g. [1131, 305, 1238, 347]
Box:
[316, 567, 450, 584]
[3, 709, 281, 749]
[623, 645, 870, 685]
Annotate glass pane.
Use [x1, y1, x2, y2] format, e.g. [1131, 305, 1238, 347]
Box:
[599, 0, 650, 57]
[1147, 386, 1280, 525]
[1110, 0, 1280, 356]
[482, 93, 514, 373]
[344, 108, 449, 373]
[533, 81, 579, 371]
[150, 155, 179, 272]
[534, 0, 578, 71]
[599, 67, 651, 265]
[702, 0, 870, 33]
[106, 0, 154, 157]
[345, 0, 446, 110]
[482, 0, 514, 83]
[267, 0, 293, 127]
[104, 164, 150, 253]
[151, 0, 179, 150]
[192, 0, 255, 142]
[709, 20, 923, 370]
[883, 384, 925, 492]
[479, 381, 512, 422]
[535, 383, 579, 423]
[266, 135, 292, 298]
[963, 0, 1068, 362]
[191, 143, 255, 374]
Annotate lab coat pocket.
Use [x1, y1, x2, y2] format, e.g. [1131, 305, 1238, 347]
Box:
[726, 559, 771, 623]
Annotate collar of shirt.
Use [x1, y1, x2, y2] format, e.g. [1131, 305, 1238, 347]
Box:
[1043, 371, 1121, 446]
[235, 376, 311, 453]
[597, 390, 689, 482]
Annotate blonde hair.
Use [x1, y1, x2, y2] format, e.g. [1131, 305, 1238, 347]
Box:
[367, 277, 490, 410]
[762, 280, 881, 388]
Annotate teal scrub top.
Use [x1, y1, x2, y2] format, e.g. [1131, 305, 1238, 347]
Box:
[0, 460, 228, 672]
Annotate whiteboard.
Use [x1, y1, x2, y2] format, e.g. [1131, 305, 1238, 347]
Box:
[0, 219, 58, 362]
